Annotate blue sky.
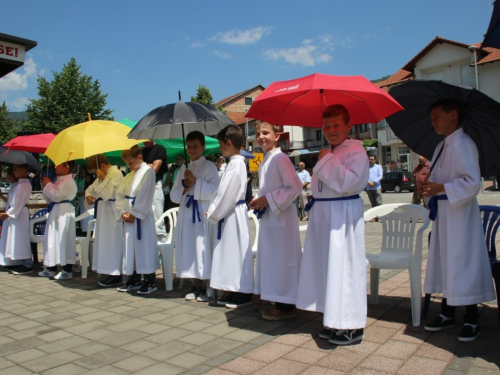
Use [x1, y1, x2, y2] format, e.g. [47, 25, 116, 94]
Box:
[0, 0, 494, 122]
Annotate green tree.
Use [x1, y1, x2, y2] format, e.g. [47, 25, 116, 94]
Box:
[26, 58, 113, 134]
[190, 85, 226, 113]
[0, 102, 18, 143]
[362, 138, 378, 148]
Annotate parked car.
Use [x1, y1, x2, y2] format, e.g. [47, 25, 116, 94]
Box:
[381, 172, 414, 193]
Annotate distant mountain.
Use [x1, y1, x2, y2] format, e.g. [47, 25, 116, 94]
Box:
[8, 111, 28, 121]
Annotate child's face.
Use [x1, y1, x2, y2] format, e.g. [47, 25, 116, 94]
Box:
[55, 163, 71, 176]
[12, 164, 28, 179]
[430, 107, 459, 136]
[255, 124, 279, 153]
[322, 115, 352, 147]
[186, 139, 205, 161]
[122, 155, 142, 171]
[218, 140, 231, 157]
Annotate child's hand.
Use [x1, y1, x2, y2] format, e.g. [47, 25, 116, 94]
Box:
[122, 213, 129, 222]
[86, 196, 95, 205]
[249, 196, 268, 211]
[419, 181, 444, 197]
[95, 170, 105, 181]
[127, 213, 136, 223]
[0, 213, 8, 221]
[318, 148, 329, 161]
[41, 177, 51, 186]
[184, 170, 196, 184]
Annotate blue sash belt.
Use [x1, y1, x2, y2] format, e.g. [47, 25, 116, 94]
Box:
[48, 200, 71, 213]
[253, 207, 266, 219]
[428, 194, 448, 221]
[93, 198, 115, 219]
[217, 200, 246, 240]
[304, 194, 360, 212]
[125, 195, 141, 240]
[186, 194, 201, 223]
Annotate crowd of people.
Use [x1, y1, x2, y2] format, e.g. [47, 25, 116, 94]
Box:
[0, 100, 495, 345]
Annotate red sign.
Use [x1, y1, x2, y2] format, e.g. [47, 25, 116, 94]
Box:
[0, 42, 25, 63]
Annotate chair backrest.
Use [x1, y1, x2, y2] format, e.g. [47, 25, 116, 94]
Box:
[247, 210, 259, 256]
[479, 205, 500, 261]
[157, 207, 179, 245]
[364, 203, 430, 259]
[31, 208, 49, 236]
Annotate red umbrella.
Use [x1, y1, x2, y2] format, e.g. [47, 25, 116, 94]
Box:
[246, 73, 403, 127]
[3, 133, 56, 153]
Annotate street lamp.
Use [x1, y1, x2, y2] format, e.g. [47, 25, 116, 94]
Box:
[468, 45, 479, 90]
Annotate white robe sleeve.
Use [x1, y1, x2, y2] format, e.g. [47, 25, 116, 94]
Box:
[130, 168, 155, 221]
[43, 177, 77, 203]
[115, 177, 128, 219]
[193, 162, 219, 201]
[95, 168, 123, 201]
[6, 182, 31, 219]
[266, 156, 302, 215]
[207, 166, 245, 224]
[170, 165, 186, 204]
[313, 148, 369, 194]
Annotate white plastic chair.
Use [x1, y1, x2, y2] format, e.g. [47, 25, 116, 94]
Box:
[156, 207, 179, 291]
[75, 208, 95, 278]
[364, 203, 430, 327]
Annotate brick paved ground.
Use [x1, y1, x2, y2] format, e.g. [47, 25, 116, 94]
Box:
[0, 190, 498, 374]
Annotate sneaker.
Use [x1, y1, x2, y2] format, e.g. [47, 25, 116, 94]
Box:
[2, 265, 20, 272]
[98, 275, 123, 288]
[424, 315, 455, 332]
[262, 307, 296, 321]
[10, 265, 33, 275]
[225, 293, 253, 309]
[185, 287, 202, 301]
[117, 279, 142, 292]
[458, 323, 480, 342]
[217, 292, 235, 306]
[328, 328, 364, 345]
[319, 327, 333, 340]
[196, 290, 208, 302]
[137, 280, 157, 295]
[38, 269, 56, 277]
[53, 271, 72, 280]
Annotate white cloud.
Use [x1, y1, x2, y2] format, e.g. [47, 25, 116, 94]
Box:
[264, 40, 332, 67]
[0, 56, 38, 92]
[210, 26, 272, 45]
[7, 96, 30, 110]
[213, 50, 232, 59]
[190, 41, 203, 48]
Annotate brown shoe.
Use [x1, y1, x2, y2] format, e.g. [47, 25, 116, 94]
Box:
[262, 307, 296, 321]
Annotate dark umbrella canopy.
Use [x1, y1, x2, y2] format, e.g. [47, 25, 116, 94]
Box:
[0, 147, 43, 173]
[386, 80, 500, 177]
[482, 0, 500, 48]
[127, 101, 235, 140]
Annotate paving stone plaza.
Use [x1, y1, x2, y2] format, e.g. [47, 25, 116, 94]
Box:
[0, 191, 498, 375]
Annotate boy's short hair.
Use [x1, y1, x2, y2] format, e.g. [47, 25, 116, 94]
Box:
[255, 121, 280, 134]
[121, 145, 142, 159]
[65, 160, 75, 171]
[429, 98, 464, 125]
[86, 154, 110, 171]
[186, 131, 205, 146]
[323, 104, 351, 124]
[217, 125, 244, 149]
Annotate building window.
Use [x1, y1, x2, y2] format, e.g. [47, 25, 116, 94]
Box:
[245, 97, 253, 105]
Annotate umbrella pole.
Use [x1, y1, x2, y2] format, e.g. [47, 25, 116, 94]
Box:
[181, 123, 188, 165]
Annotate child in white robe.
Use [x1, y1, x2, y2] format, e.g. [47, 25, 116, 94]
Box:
[207, 125, 253, 308]
[421, 99, 495, 342]
[39, 161, 78, 280]
[116, 145, 159, 295]
[170, 131, 219, 302]
[85, 154, 124, 287]
[0, 166, 33, 274]
[249, 121, 302, 320]
[296, 105, 369, 345]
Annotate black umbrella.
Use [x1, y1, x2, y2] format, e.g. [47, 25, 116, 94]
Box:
[483, 0, 500, 48]
[127, 92, 235, 162]
[0, 147, 42, 173]
[386, 80, 500, 177]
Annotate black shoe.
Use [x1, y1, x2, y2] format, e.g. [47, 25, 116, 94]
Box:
[98, 275, 123, 288]
[319, 327, 332, 340]
[137, 280, 157, 295]
[458, 323, 480, 342]
[225, 293, 253, 309]
[424, 315, 455, 332]
[328, 328, 364, 345]
[2, 265, 20, 272]
[10, 265, 33, 275]
[117, 279, 142, 292]
[217, 292, 235, 305]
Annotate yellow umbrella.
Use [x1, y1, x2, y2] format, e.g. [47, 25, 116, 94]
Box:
[45, 114, 147, 166]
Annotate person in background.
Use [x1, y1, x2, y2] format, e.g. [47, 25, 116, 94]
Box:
[163, 156, 184, 210]
[296, 162, 311, 220]
[385, 161, 391, 174]
[366, 155, 383, 208]
[411, 155, 430, 207]
[245, 165, 253, 206]
[219, 156, 227, 174]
